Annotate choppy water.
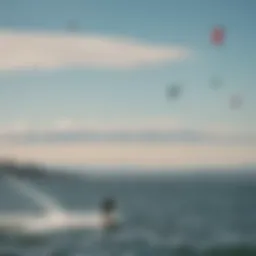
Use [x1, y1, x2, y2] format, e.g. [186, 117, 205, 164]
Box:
[0, 171, 256, 255]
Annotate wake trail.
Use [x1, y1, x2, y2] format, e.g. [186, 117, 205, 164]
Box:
[0, 176, 119, 234]
[5, 176, 64, 214]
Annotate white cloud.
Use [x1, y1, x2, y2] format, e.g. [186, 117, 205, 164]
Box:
[0, 30, 190, 70]
[52, 118, 79, 132]
[0, 118, 255, 147]
[0, 118, 183, 135]
[0, 121, 31, 135]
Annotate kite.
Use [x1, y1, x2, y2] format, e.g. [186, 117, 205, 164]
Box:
[210, 76, 222, 90]
[166, 84, 182, 100]
[230, 94, 243, 110]
[210, 26, 225, 46]
[67, 20, 78, 32]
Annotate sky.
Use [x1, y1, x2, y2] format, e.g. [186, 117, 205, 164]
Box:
[0, 0, 255, 170]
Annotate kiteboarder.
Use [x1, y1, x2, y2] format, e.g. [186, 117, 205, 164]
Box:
[101, 197, 118, 231]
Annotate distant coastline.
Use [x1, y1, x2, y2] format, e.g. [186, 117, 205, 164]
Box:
[0, 158, 47, 178]
[0, 158, 87, 179]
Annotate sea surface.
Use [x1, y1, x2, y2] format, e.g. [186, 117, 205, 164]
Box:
[0, 171, 256, 256]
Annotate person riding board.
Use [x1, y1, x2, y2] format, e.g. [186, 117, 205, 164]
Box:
[101, 197, 118, 230]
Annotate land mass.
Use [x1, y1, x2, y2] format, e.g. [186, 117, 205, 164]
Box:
[0, 158, 48, 178]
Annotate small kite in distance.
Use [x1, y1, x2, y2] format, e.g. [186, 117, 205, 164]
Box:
[67, 20, 79, 32]
[210, 76, 222, 90]
[230, 94, 243, 110]
[210, 26, 225, 46]
[166, 84, 182, 100]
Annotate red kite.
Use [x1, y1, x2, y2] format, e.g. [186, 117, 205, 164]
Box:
[211, 26, 225, 46]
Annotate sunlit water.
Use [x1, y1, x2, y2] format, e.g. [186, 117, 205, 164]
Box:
[0, 171, 256, 256]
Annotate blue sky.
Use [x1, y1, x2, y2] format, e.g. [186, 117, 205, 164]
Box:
[0, 0, 255, 169]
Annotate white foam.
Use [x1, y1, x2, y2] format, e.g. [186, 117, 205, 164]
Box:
[0, 176, 121, 235]
[26, 210, 104, 233]
[0, 210, 106, 235]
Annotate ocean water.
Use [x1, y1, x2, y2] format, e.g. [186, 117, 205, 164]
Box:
[0, 171, 256, 256]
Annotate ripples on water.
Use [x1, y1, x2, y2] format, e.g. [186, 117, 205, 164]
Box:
[0, 172, 256, 256]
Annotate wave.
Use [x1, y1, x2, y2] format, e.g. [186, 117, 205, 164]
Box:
[0, 225, 255, 256]
[0, 244, 255, 256]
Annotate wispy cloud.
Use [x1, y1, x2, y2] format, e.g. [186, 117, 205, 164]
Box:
[0, 118, 182, 135]
[0, 30, 190, 70]
[0, 119, 255, 146]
